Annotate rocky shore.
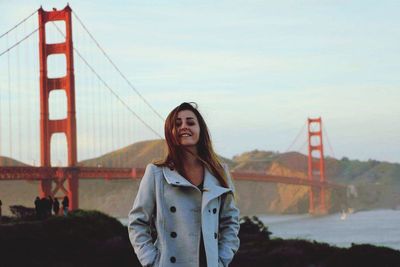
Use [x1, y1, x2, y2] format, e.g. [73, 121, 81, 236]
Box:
[0, 211, 399, 267]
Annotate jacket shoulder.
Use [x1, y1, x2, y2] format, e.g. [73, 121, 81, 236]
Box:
[146, 163, 162, 170]
[145, 163, 163, 177]
[221, 163, 236, 192]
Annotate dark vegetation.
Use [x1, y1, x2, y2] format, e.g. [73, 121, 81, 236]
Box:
[1, 210, 399, 267]
[0, 209, 139, 267]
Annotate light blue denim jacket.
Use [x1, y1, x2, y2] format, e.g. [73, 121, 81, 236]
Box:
[128, 164, 240, 267]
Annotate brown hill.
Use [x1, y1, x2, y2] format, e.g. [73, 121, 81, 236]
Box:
[0, 140, 235, 217]
[1, 141, 399, 217]
[79, 139, 167, 168]
[232, 150, 311, 214]
[0, 156, 29, 167]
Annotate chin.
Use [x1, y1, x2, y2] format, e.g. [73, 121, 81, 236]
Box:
[180, 142, 197, 146]
[179, 139, 198, 146]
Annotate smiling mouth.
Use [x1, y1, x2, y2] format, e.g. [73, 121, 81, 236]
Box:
[179, 133, 192, 137]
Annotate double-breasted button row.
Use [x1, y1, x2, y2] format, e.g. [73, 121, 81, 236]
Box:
[170, 206, 176, 213]
[170, 231, 177, 238]
[208, 208, 218, 214]
[214, 232, 218, 239]
[170, 256, 176, 263]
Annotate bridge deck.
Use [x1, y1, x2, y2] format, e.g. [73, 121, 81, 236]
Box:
[0, 166, 344, 189]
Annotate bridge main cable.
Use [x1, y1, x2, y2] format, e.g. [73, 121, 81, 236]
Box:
[72, 10, 165, 122]
[0, 9, 38, 39]
[0, 28, 38, 57]
[49, 21, 164, 139]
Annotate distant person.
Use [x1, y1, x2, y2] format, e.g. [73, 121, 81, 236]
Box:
[128, 102, 240, 267]
[40, 197, 51, 219]
[53, 198, 60, 215]
[34, 196, 41, 219]
[48, 196, 54, 216]
[62, 196, 69, 216]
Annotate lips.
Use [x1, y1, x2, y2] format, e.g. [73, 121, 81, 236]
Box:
[179, 132, 192, 137]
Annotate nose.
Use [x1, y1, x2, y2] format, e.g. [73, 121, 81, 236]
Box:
[179, 121, 189, 130]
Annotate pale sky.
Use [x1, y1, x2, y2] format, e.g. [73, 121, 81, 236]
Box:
[1, 0, 399, 164]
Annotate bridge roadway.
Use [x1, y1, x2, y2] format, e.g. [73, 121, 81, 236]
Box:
[0, 166, 345, 189]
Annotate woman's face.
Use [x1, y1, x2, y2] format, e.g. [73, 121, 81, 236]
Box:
[174, 109, 201, 146]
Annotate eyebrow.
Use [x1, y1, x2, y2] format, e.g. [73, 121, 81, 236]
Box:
[176, 117, 195, 120]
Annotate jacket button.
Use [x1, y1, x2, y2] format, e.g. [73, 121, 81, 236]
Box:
[213, 208, 217, 214]
[170, 206, 176, 213]
[214, 232, 218, 239]
[170, 256, 176, 263]
[171, 231, 177, 238]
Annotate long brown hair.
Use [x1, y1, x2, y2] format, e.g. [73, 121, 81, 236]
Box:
[155, 102, 228, 188]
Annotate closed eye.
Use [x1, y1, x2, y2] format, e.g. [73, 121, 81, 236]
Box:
[175, 119, 182, 127]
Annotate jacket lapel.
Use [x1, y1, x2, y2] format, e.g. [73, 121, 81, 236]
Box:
[162, 166, 232, 211]
[202, 168, 232, 211]
[162, 167, 194, 187]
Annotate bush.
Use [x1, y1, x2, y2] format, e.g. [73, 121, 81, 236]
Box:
[9, 205, 36, 219]
[239, 216, 272, 241]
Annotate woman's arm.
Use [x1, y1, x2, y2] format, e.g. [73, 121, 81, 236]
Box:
[128, 164, 159, 267]
[218, 165, 240, 267]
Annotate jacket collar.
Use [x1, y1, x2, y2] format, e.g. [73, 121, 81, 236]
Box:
[202, 167, 232, 211]
[162, 166, 232, 210]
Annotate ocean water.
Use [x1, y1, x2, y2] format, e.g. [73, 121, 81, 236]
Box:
[258, 209, 400, 250]
[120, 209, 400, 251]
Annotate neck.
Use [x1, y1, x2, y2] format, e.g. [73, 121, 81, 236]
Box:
[181, 146, 201, 167]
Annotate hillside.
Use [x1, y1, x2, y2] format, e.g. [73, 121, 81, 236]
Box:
[232, 150, 400, 213]
[1, 140, 399, 217]
[79, 139, 167, 168]
[0, 156, 28, 166]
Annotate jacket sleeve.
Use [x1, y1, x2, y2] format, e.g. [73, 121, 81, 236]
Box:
[128, 164, 158, 267]
[218, 164, 240, 267]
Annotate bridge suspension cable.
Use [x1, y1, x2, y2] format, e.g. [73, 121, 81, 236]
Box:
[322, 124, 335, 159]
[0, 28, 38, 57]
[283, 122, 307, 153]
[234, 122, 308, 163]
[0, 9, 37, 39]
[50, 21, 163, 139]
[73, 47, 163, 139]
[71, 10, 165, 122]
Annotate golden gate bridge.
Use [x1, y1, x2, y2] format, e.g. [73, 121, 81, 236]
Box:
[0, 5, 345, 215]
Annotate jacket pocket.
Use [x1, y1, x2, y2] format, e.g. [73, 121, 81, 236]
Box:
[151, 249, 161, 267]
[218, 258, 225, 267]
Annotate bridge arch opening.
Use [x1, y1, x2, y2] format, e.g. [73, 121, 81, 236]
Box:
[311, 150, 322, 158]
[47, 54, 66, 78]
[309, 121, 321, 132]
[310, 135, 321, 146]
[45, 20, 66, 44]
[49, 90, 67, 120]
[50, 133, 68, 167]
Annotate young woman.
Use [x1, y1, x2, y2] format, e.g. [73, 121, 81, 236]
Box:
[128, 102, 240, 267]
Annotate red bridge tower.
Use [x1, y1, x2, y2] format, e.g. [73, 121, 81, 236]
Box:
[38, 5, 78, 210]
[307, 117, 327, 214]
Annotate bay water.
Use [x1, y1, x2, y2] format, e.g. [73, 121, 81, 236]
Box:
[120, 209, 400, 251]
[258, 209, 400, 250]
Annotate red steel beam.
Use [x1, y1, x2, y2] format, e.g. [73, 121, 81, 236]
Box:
[0, 167, 140, 180]
[0, 167, 344, 189]
[230, 171, 344, 189]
